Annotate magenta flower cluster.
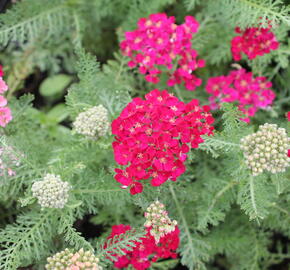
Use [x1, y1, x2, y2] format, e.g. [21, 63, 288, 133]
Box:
[206, 68, 275, 122]
[231, 25, 279, 61]
[120, 13, 205, 91]
[112, 89, 214, 194]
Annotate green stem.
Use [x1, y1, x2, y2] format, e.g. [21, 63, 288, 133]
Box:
[174, 85, 184, 101]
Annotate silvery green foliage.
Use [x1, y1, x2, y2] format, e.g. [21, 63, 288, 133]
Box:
[144, 200, 177, 243]
[31, 173, 71, 208]
[46, 248, 102, 270]
[73, 105, 110, 139]
[241, 123, 290, 176]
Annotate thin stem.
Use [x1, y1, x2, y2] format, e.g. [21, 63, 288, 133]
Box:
[174, 85, 184, 101]
[249, 175, 260, 224]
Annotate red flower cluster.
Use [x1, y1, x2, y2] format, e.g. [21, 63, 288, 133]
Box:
[120, 13, 205, 91]
[106, 224, 180, 270]
[206, 68, 275, 122]
[231, 25, 279, 61]
[112, 89, 214, 194]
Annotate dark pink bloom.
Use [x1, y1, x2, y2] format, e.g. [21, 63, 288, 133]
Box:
[231, 25, 279, 61]
[112, 89, 214, 194]
[206, 69, 275, 122]
[120, 13, 204, 91]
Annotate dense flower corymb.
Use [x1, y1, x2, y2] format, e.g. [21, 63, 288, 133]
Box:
[206, 68, 275, 122]
[112, 89, 214, 194]
[32, 173, 71, 208]
[106, 224, 180, 270]
[46, 248, 102, 270]
[73, 105, 110, 139]
[241, 123, 290, 176]
[120, 13, 205, 91]
[144, 200, 177, 243]
[231, 25, 279, 61]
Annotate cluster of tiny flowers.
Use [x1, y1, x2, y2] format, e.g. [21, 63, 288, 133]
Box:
[120, 13, 205, 91]
[73, 105, 110, 139]
[240, 123, 290, 176]
[31, 173, 71, 208]
[144, 200, 177, 243]
[231, 25, 279, 61]
[46, 248, 102, 270]
[106, 224, 180, 270]
[0, 144, 23, 177]
[112, 89, 214, 194]
[206, 68, 275, 122]
[0, 66, 12, 127]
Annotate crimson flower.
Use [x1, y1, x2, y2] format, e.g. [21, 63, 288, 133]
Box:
[112, 89, 214, 194]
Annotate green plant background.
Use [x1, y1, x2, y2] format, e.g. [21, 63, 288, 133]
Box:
[0, 0, 289, 269]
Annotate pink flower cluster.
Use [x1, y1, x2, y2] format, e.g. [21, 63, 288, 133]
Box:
[120, 13, 205, 91]
[231, 25, 279, 61]
[112, 89, 214, 194]
[106, 224, 180, 270]
[206, 68, 275, 122]
[0, 66, 12, 127]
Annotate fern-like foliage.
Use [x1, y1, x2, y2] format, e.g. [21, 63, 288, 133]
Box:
[96, 229, 146, 264]
[0, 0, 73, 48]
[0, 210, 58, 270]
[237, 174, 275, 221]
[206, 0, 290, 28]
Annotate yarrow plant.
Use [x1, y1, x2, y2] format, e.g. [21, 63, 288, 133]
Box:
[73, 105, 110, 139]
[106, 224, 180, 270]
[231, 24, 279, 61]
[206, 68, 275, 122]
[112, 89, 214, 194]
[31, 173, 71, 208]
[0, 66, 12, 127]
[120, 13, 205, 90]
[144, 200, 177, 243]
[46, 248, 102, 270]
[240, 123, 290, 176]
[1, 1, 290, 270]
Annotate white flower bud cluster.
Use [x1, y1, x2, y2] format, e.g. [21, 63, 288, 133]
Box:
[73, 105, 110, 139]
[0, 145, 23, 177]
[31, 174, 71, 208]
[144, 200, 177, 243]
[46, 248, 102, 270]
[241, 123, 290, 176]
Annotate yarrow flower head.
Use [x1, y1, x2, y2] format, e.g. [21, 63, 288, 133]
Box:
[0, 143, 23, 177]
[45, 248, 102, 270]
[120, 13, 205, 91]
[206, 68, 275, 122]
[0, 67, 12, 127]
[144, 200, 177, 243]
[231, 24, 279, 61]
[240, 123, 290, 176]
[112, 89, 214, 194]
[73, 105, 110, 139]
[106, 224, 180, 270]
[32, 173, 71, 208]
